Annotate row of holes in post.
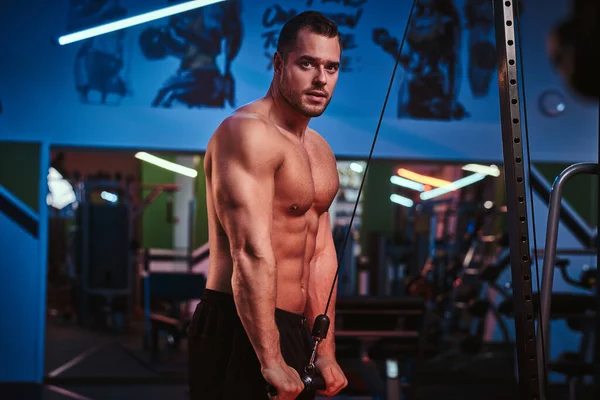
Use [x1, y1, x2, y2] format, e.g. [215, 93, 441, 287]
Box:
[505, 6, 527, 239]
[505, 2, 538, 385]
[505, 3, 521, 161]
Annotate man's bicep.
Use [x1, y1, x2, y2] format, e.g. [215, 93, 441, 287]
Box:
[210, 120, 279, 255]
[213, 163, 274, 252]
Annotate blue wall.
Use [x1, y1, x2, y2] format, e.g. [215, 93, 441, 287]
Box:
[0, 212, 41, 381]
[0, 0, 597, 161]
[0, 180, 48, 382]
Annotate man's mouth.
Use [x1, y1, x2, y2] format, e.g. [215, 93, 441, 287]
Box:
[306, 92, 327, 103]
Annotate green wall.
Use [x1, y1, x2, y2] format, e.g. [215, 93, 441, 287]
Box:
[0, 142, 40, 211]
[138, 154, 209, 252]
[359, 160, 397, 257]
[141, 156, 176, 249]
[534, 162, 598, 228]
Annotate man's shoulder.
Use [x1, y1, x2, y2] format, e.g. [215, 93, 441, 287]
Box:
[208, 112, 283, 160]
[307, 127, 335, 157]
[221, 111, 274, 134]
[211, 112, 277, 143]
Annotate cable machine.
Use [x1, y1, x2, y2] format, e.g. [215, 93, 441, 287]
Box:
[494, 0, 599, 398]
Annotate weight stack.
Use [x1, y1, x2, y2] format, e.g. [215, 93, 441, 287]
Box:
[86, 203, 130, 290]
[74, 202, 132, 328]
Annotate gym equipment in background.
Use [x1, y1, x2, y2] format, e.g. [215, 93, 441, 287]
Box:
[71, 178, 179, 330]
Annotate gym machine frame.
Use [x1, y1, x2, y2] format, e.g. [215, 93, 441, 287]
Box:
[493, 1, 541, 399]
[76, 179, 135, 329]
[537, 163, 599, 399]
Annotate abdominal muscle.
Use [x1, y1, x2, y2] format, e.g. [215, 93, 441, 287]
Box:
[205, 209, 318, 315]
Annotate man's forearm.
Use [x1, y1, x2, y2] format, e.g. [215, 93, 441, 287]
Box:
[231, 251, 283, 367]
[305, 247, 339, 357]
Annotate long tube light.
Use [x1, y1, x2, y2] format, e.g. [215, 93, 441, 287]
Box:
[135, 152, 198, 178]
[397, 168, 450, 187]
[57, 0, 226, 45]
[390, 194, 414, 207]
[390, 175, 425, 191]
[420, 173, 487, 200]
[462, 164, 501, 177]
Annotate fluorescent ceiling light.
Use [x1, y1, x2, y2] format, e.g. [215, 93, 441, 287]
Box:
[420, 173, 486, 200]
[390, 175, 425, 191]
[462, 164, 501, 177]
[397, 168, 450, 187]
[390, 194, 414, 207]
[57, 0, 226, 45]
[135, 152, 198, 178]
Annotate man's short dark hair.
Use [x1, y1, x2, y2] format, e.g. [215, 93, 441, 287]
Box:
[277, 11, 342, 59]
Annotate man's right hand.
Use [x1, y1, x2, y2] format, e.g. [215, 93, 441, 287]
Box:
[262, 360, 304, 400]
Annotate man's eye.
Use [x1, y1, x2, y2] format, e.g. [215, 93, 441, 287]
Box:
[301, 61, 311, 68]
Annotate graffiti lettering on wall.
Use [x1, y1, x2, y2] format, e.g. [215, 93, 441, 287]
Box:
[372, 0, 495, 121]
[138, 0, 242, 109]
[262, 0, 367, 72]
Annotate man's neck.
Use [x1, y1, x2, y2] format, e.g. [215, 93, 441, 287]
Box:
[266, 85, 310, 141]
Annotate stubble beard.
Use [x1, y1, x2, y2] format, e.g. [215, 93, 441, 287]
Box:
[278, 78, 330, 118]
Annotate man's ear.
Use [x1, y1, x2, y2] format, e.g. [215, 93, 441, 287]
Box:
[273, 51, 284, 74]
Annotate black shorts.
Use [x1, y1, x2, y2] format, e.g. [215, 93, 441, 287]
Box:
[188, 289, 315, 400]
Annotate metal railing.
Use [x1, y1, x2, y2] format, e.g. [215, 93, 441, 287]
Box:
[537, 162, 600, 394]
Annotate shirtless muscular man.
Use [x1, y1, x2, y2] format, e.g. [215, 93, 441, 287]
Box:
[188, 11, 349, 400]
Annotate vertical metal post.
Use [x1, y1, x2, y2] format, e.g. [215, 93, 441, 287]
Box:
[81, 181, 90, 328]
[37, 141, 50, 382]
[493, 1, 541, 399]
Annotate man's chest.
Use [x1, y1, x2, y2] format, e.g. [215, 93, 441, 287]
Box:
[274, 142, 339, 215]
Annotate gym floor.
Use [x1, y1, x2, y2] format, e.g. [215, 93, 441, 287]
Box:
[18, 318, 368, 400]
[3, 310, 591, 400]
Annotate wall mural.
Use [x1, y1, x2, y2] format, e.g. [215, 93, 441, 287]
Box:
[464, 0, 495, 98]
[261, 1, 365, 73]
[68, 0, 131, 105]
[0, 0, 596, 163]
[139, 0, 242, 108]
[373, 0, 496, 120]
[65, 0, 496, 119]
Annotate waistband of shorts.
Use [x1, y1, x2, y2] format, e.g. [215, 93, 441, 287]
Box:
[201, 288, 307, 329]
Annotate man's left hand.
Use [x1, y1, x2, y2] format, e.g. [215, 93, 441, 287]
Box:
[315, 354, 348, 397]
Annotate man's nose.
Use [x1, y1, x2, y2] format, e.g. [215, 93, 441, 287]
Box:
[313, 67, 327, 85]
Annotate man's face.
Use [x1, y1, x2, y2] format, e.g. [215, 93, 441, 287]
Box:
[277, 30, 341, 118]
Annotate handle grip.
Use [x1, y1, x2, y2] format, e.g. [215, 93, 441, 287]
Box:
[307, 373, 326, 390]
[266, 371, 326, 396]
